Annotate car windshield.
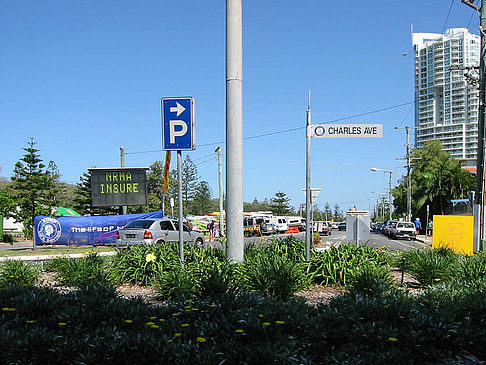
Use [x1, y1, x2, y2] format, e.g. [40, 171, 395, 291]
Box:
[398, 223, 415, 229]
[124, 220, 154, 229]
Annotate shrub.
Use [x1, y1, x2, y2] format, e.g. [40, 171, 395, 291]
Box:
[241, 254, 308, 300]
[457, 252, 486, 282]
[307, 244, 391, 286]
[45, 252, 114, 289]
[194, 261, 240, 299]
[0, 259, 40, 287]
[347, 264, 395, 297]
[1, 233, 14, 243]
[399, 247, 459, 286]
[152, 266, 196, 301]
[109, 243, 180, 285]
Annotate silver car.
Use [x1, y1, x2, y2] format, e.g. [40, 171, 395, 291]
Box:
[116, 218, 205, 247]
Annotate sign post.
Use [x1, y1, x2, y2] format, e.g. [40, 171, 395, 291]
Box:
[162, 97, 195, 265]
[305, 118, 383, 256]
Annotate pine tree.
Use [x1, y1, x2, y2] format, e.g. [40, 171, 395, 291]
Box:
[270, 191, 292, 215]
[192, 181, 213, 214]
[11, 138, 56, 237]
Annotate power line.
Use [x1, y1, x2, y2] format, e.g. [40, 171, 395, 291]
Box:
[442, 0, 455, 34]
[126, 100, 415, 155]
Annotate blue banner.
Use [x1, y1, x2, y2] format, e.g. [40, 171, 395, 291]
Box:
[34, 211, 164, 246]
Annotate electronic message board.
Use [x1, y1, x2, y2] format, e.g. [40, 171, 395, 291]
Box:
[89, 168, 148, 207]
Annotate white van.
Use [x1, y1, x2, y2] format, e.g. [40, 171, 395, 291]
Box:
[286, 217, 306, 231]
[270, 216, 289, 233]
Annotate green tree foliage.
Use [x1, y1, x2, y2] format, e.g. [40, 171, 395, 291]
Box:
[244, 198, 272, 212]
[270, 191, 292, 215]
[192, 181, 213, 215]
[0, 190, 16, 218]
[393, 140, 476, 218]
[11, 138, 57, 237]
[181, 155, 198, 212]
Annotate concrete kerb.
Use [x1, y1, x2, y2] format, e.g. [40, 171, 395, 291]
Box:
[0, 251, 116, 262]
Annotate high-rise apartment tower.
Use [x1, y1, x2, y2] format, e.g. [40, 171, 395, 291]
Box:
[413, 28, 480, 171]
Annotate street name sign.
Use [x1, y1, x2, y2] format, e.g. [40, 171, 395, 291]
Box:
[310, 124, 383, 138]
[162, 97, 195, 150]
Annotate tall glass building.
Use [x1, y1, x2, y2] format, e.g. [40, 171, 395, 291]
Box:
[413, 28, 480, 171]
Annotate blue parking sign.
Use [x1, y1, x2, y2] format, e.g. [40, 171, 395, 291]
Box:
[162, 97, 195, 151]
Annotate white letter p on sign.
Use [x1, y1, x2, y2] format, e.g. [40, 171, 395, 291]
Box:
[169, 120, 188, 144]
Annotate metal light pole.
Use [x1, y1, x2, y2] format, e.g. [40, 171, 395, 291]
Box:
[371, 168, 400, 220]
[305, 92, 312, 261]
[226, 0, 244, 262]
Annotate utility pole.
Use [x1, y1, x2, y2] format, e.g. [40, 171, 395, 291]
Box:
[462, 0, 486, 251]
[120, 147, 127, 215]
[305, 91, 312, 261]
[215, 147, 225, 238]
[395, 126, 418, 221]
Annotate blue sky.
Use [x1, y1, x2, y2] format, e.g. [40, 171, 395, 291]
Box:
[0, 0, 479, 214]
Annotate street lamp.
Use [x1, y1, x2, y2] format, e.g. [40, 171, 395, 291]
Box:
[371, 168, 400, 220]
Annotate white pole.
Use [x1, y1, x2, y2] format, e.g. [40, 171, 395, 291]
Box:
[305, 92, 312, 261]
[226, 0, 244, 262]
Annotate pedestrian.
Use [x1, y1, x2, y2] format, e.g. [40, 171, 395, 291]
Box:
[414, 217, 422, 235]
[208, 221, 215, 242]
[427, 219, 433, 237]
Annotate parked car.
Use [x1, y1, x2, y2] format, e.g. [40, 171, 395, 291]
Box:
[331, 222, 339, 230]
[383, 220, 398, 236]
[116, 218, 205, 247]
[390, 221, 416, 240]
[314, 221, 332, 236]
[338, 222, 346, 231]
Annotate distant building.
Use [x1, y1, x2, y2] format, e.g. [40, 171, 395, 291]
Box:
[412, 28, 480, 172]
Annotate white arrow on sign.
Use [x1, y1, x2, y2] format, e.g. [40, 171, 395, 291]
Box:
[170, 102, 186, 117]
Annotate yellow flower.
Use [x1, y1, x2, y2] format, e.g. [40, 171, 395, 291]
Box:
[210, 304, 218, 308]
[58, 322, 67, 326]
[258, 314, 264, 318]
[88, 275, 96, 279]
[150, 316, 157, 320]
[184, 305, 192, 309]
[125, 319, 133, 324]
[191, 308, 198, 311]
[167, 339, 173, 343]
[146, 253, 156, 262]
[235, 329, 244, 333]
[181, 323, 189, 327]
[196, 337, 207, 343]
[288, 336, 295, 340]
[262, 322, 270, 327]
[275, 321, 285, 325]
[434, 278, 441, 282]
[150, 325, 159, 329]
[172, 312, 180, 317]
[383, 305, 389, 309]
[388, 337, 398, 342]
[26, 320, 35, 324]
[185, 299, 192, 303]
[174, 333, 182, 337]
[159, 318, 165, 322]
[1, 307, 13, 312]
